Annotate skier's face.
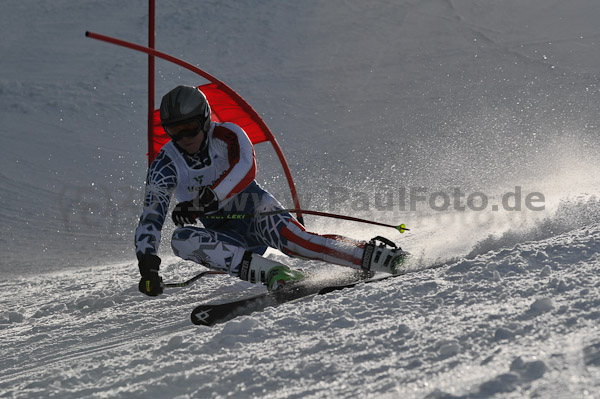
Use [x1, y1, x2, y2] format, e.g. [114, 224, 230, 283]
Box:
[165, 119, 205, 154]
[176, 128, 205, 154]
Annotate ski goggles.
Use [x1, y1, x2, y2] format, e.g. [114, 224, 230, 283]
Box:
[164, 119, 202, 141]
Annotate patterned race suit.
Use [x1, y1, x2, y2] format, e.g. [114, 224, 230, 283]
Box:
[135, 122, 365, 277]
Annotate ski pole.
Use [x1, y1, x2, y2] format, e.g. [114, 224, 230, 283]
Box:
[164, 270, 226, 288]
[203, 209, 410, 233]
[270, 209, 410, 233]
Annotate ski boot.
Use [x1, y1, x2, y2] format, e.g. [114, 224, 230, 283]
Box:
[238, 251, 305, 291]
[361, 236, 407, 275]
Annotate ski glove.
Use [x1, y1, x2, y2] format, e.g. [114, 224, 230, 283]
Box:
[172, 186, 219, 227]
[138, 254, 164, 296]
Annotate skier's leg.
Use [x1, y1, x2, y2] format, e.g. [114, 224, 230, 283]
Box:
[171, 226, 303, 290]
[171, 226, 248, 276]
[249, 191, 405, 274]
[262, 215, 406, 274]
[254, 212, 365, 268]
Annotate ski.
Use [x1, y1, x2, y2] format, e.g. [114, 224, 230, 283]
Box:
[190, 274, 394, 326]
[189, 255, 451, 326]
[191, 284, 312, 326]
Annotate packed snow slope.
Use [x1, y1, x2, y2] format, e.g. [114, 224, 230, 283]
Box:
[2, 0, 600, 398]
[2, 222, 600, 399]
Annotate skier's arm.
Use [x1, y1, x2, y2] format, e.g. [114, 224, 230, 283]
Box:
[134, 152, 178, 259]
[210, 123, 257, 207]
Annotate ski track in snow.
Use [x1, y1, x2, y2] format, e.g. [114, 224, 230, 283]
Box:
[2, 223, 600, 398]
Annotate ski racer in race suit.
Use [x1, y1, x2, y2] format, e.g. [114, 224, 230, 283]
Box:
[135, 85, 405, 296]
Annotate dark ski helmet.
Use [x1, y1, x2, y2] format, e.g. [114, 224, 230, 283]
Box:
[160, 85, 211, 133]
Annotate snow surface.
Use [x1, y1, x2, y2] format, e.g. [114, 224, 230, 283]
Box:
[2, 0, 600, 398]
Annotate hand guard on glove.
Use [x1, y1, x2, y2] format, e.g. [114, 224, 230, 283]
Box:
[138, 253, 164, 296]
[171, 186, 219, 227]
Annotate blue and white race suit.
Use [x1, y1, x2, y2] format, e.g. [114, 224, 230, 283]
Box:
[135, 122, 365, 277]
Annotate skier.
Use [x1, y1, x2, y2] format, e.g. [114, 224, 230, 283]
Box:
[135, 85, 406, 296]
